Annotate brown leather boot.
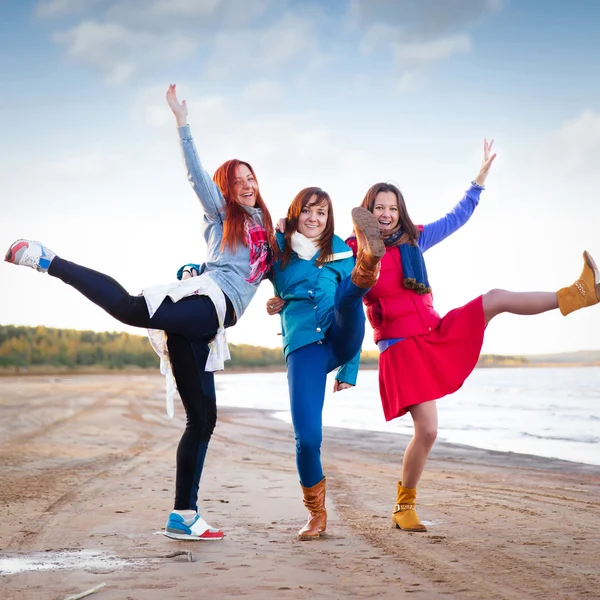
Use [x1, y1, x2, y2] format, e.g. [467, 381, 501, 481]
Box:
[557, 251, 600, 316]
[298, 478, 327, 540]
[391, 481, 427, 532]
[351, 207, 385, 289]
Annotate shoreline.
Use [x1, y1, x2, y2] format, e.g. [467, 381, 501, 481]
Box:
[2, 372, 598, 469]
[1, 361, 599, 378]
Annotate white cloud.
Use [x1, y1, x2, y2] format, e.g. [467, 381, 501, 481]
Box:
[204, 12, 319, 78]
[348, 0, 503, 36]
[35, 0, 109, 19]
[393, 34, 471, 67]
[53, 20, 197, 83]
[37, 0, 315, 84]
[241, 81, 284, 110]
[350, 0, 499, 86]
[103, 0, 276, 29]
[541, 110, 600, 176]
[148, 0, 223, 18]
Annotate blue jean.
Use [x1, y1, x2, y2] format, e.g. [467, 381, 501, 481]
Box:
[286, 276, 367, 488]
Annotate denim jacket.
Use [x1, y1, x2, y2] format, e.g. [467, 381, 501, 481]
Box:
[271, 232, 360, 385]
[178, 125, 268, 320]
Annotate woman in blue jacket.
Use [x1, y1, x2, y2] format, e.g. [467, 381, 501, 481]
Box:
[267, 186, 384, 540]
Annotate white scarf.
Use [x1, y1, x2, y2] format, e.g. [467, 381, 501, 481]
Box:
[291, 231, 320, 261]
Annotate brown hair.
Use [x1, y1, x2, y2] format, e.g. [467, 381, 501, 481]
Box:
[281, 187, 335, 269]
[360, 182, 419, 243]
[213, 159, 277, 255]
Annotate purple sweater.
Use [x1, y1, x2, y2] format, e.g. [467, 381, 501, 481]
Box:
[418, 183, 483, 252]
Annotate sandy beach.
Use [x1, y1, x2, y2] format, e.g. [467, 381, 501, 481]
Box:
[1, 374, 599, 600]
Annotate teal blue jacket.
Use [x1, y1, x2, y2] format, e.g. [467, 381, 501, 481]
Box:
[271, 232, 360, 385]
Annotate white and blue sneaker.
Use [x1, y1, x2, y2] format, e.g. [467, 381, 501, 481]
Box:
[5, 239, 56, 273]
[164, 512, 224, 541]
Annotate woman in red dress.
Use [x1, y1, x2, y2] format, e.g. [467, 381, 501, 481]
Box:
[349, 140, 600, 532]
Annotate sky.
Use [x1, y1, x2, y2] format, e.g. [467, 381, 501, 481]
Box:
[1, 0, 600, 356]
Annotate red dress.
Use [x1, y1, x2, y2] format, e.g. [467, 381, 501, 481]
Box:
[363, 245, 485, 421]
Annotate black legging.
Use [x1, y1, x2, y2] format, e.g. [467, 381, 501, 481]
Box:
[167, 333, 218, 510]
[49, 256, 235, 511]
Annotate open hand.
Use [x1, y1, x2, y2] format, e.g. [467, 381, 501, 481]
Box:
[266, 296, 285, 315]
[473, 138, 496, 186]
[166, 84, 188, 127]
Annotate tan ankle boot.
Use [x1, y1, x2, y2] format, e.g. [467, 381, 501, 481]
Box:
[557, 251, 600, 316]
[298, 478, 327, 540]
[350, 207, 385, 289]
[391, 481, 427, 532]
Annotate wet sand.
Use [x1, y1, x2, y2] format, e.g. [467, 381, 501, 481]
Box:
[0, 374, 599, 599]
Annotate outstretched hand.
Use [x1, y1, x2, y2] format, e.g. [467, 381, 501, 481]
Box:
[166, 84, 188, 127]
[473, 138, 496, 187]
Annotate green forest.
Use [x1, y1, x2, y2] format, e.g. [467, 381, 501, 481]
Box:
[4, 324, 591, 374]
[0, 324, 379, 372]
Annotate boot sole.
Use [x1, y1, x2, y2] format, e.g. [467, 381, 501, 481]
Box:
[392, 522, 428, 532]
[584, 250, 600, 299]
[298, 531, 326, 541]
[351, 208, 385, 258]
[4, 240, 28, 264]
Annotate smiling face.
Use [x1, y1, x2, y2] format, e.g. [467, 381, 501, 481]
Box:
[297, 195, 329, 239]
[372, 190, 400, 232]
[232, 163, 258, 207]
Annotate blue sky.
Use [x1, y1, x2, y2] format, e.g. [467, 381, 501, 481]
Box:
[2, 0, 600, 355]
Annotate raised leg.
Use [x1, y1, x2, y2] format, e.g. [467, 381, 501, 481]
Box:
[482, 289, 558, 325]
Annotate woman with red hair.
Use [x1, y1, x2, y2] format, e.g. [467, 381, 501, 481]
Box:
[5, 84, 277, 542]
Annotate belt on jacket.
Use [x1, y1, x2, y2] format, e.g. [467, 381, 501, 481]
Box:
[377, 338, 405, 352]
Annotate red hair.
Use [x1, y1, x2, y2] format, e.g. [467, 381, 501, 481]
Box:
[212, 159, 276, 254]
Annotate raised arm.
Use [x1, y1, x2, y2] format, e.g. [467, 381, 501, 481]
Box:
[419, 139, 496, 252]
[166, 84, 225, 220]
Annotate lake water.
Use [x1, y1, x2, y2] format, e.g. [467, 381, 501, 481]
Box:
[215, 367, 600, 466]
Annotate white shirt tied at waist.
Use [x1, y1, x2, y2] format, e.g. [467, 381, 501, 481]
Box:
[143, 274, 230, 418]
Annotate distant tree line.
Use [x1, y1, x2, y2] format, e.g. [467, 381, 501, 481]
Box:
[0, 325, 378, 371]
[0, 325, 158, 370]
[0, 325, 536, 373]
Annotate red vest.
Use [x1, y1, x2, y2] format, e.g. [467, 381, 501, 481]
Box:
[364, 247, 441, 342]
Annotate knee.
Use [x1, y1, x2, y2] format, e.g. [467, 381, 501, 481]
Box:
[185, 413, 217, 441]
[483, 288, 508, 305]
[295, 431, 322, 455]
[415, 425, 438, 449]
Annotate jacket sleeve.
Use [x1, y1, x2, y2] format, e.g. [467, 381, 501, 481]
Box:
[176, 263, 203, 280]
[418, 183, 483, 252]
[178, 125, 225, 221]
[335, 350, 360, 386]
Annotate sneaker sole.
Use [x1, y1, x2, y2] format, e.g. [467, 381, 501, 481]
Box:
[584, 250, 600, 299]
[163, 530, 224, 541]
[4, 240, 28, 264]
[351, 208, 385, 258]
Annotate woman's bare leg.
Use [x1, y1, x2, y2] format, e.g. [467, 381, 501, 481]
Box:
[482, 289, 558, 325]
[402, 400, 438, 489]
